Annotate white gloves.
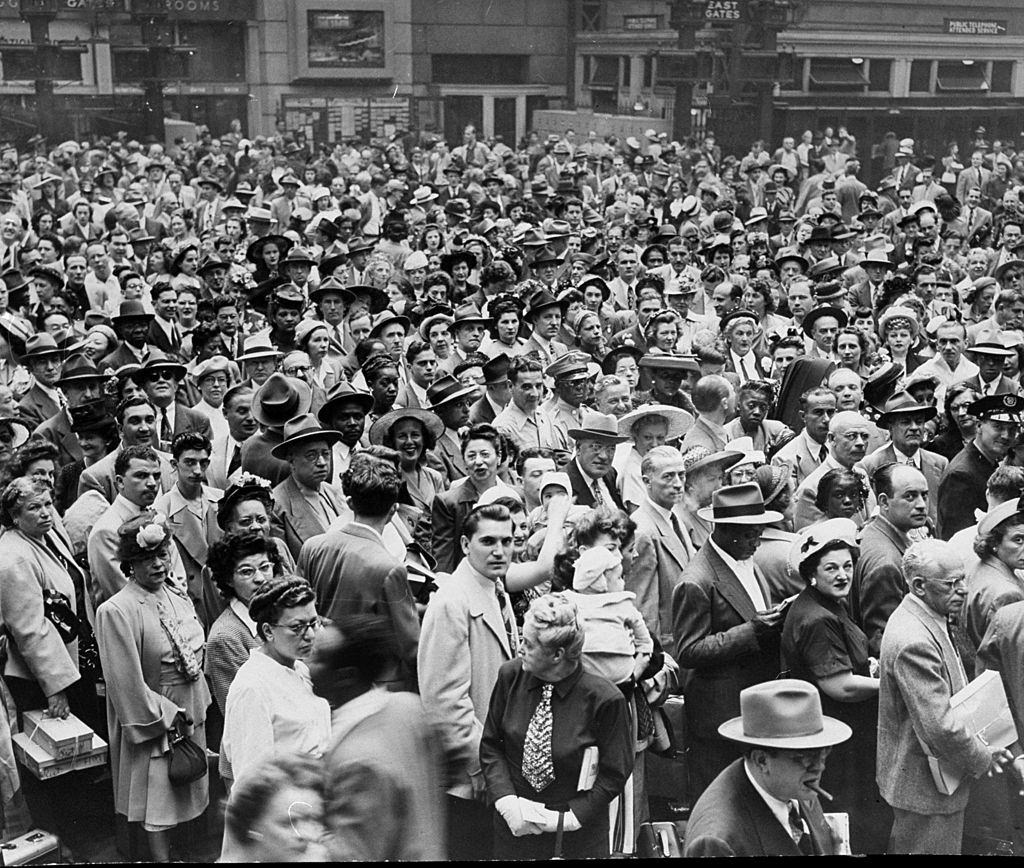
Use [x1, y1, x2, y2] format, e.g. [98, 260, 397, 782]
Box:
[495, 795, 544, 837]
[496, 797, 582, 836]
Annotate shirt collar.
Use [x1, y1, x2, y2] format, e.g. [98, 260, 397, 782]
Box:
[525, 662, 585, 699]
[743, 760, 793, 834]
[905, 592, 949, 631]
[708, 536, 752, 571]
[229, 597, 258, 638]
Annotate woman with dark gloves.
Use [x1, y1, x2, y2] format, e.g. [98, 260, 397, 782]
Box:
[481, 593, 633, 860]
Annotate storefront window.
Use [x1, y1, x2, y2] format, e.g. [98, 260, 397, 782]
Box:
[179, 23, 245, 81]
[306, 10, 385, 68]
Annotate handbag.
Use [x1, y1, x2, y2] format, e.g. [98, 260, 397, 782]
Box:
[42, 590, 78, 645]
[167, 722, 207, 787]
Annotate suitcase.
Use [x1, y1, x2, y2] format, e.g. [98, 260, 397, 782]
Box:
[0, 829, 61, 865]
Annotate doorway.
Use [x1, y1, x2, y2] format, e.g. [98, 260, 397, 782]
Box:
[444, 95, 483, 145]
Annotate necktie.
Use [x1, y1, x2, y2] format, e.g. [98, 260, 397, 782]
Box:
[591, 480, 605, 506]
[227, 442, 242, 475]
[818, 443, 828, 463]
[161, 409, 172, 445]
[738, 355, 751, 381]
[171, 322, 181, 347]
[522, 684, 556, 793]
[494, 579, 518, 654]
[670, 512, 689, 550]
[788, 803, 814, 855]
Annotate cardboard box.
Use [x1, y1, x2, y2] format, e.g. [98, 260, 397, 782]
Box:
[0, 828, 61, 865]
[13, 732, 107, 781]
[21, 711, 94, 760]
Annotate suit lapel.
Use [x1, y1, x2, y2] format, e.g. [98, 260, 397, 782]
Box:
[463, 567, 511, 658]
[733, 765, 801, 856]
[706, 545, 759, 620]
[645, 502, 691, 569]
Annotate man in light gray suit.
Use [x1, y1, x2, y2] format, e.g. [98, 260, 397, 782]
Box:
[857, 391, 948, 528]
[877, 540, 1013, 854]
[629, 446, 696, 648]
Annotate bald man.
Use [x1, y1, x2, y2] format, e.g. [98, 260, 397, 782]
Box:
[792, 410, 876, 530]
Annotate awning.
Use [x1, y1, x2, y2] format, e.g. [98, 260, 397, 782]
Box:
[809, 60, 868, 87]
[936, 64, 988, 92]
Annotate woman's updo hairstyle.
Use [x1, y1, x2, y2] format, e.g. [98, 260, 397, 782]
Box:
[247, 576, 316, 641]
[524, 592, 585, 662]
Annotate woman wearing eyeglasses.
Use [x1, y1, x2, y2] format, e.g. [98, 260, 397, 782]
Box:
[95, 513, 211, 863]
[220, 577, 331, 793]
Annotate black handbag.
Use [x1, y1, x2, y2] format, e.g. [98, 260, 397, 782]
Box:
[42, 590, 78, 645]
[167, 723, 207, 786]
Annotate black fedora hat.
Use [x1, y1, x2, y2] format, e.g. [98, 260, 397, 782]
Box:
[317, 381, 374, 426]
[801, 305, 848, 338]
[525, 289, 560, 321]
[426, 374, 477, 410]
[57, 353, 105, 387]
[270, 413, 344, 460]
[69, 399, 116, 436]
[251, 372, 313, 429]
[347, 284, 389, 316]
[308, 277, 355, 306]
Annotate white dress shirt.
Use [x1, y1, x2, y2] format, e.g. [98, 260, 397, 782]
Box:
[708, 537, 767, 611]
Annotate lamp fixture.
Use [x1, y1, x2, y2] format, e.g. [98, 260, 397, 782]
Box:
[851, 57, 864, 65]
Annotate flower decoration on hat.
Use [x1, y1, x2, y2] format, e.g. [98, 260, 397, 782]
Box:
[135, 513, 168, 550]
[236, 472, 271, 490]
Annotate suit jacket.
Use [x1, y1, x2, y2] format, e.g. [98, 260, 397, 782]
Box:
[432, 429, 468, 484]
[240, 428, 291, 487]
[793, 458, 875, 532]
[468, 393, 498, 425]
[34, 407, 83, 468]
[964, 557, 1024, 655]
[752, 526, 802, 604]
[77, 444, 176, 504]
[167, 403, 214, 443]
[851, 515, 910, 657]
[272, 475, 346, 562]
[672, 542, 780, 739]
[520, 334, 569, 366]
[417, 557, 514, 799]
[17, 383, 60, 429]
[207, 432, 242, 491]
[629, 497, 696, 648]
[977, 600, 1024, 751]
[430, 477, 516, 574]
[957, 374, 1019, 397]
[938, 442, 996, 540]
[0, 528, 81, 696]
[684, 759, 837, 857]
[566, 458, 625, 511]
[956, 166, 992, 203]
[98, 342, 159, 374]
[394, 382, 426, 411]
[204, 603, 260, 715]
[877, 594, 991, 815]
[680, 415, 729, 455]
[297, 522, 420, 686]
[857, 443, 948, 528]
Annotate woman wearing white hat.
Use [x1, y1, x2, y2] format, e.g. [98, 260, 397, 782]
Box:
[781, 518, 885, 854]
[612, 404, 694, 512]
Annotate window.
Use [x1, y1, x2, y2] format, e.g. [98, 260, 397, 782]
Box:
[580, 0, 602, 32]
[179, 23, 245, 81]
[990, 61, 1013, 93]
[1, 46, 82, 82]
[621, 56, 630, 88]
[808, 58, 868, 92]
[586, 55, 619, 88]
[306, 10, 385, 69]
[643, 55, 654, 88]
[867, 59, 892, 92]
[909, 59, 932, 93]
[432, 55, 527, 85]
[936, 61, 988, 92]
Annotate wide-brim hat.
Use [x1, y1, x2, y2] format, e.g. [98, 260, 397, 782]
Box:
[245, 234, 293, 264]
[567, 410, 630, 444]
[965, 340, 1017, 359]
[440, 250, 478, 274]
[601, 345, 645, 375]
[863, 361, 904, 411]
[129, 356, 187, 385]
[994, 258, 1024, 283]
[19, 332, 64, 362]
[787, 518, 859, 580]
[317, 381, 374, 425]
[281, 246, 316, 268]
[347, 284, 389, 315]
[368, 407, 445, 446]
[69, 399, 117, 435]
[577, 275, 611, 301]
[978, 494, 1024, 538]
[719, 679, 852, 749]
[197, 176, 224, 192]
[318, 252, 348, 277]
[525, 289, 560, 320]
[57, 353, 105, 387]
[618, 404, 695, 441]
[807, 256, 845, 281]
[270, 413, 344, 459]
[638, 354, 701, 375]
[236, 334, 284, 363]
[774, 248, 808, 271]
[251, 372, 313, 428]
[530, 247, 561, 268]
[449, 303, 490, 331]
[426, 374, 478, 410]
[877, 306, 920, 339]
[369, 312, 411, 339]
[861, 249, 895, 269]
[876, 390, 939, 428]
[697, 482, 783, 524]
[802, 306, 849, 338]
[346, 237, 378, 256]
[482, 353, 511, 385]
[418, 310, 454, 340]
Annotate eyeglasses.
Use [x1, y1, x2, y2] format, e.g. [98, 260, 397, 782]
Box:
[271, 617, 323, 637]
[146, 370, 176, 382]
[284, 366, 312, 376]
[928, 576, 966, 590]
[234, 561, 274, 580]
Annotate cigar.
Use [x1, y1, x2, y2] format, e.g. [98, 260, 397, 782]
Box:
[807, 780, 833, 802]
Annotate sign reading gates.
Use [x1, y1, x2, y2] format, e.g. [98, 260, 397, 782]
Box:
[704, 0, 745, 22]
[944, 18, 1007, 36]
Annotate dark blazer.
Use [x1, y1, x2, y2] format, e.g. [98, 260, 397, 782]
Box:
[851, 515, 910, 657]
[98, 343, 158, 374]
[239, 429, 291, 487]
[272, 474, 346, 562]
[684, 759, 838, 857]
[17, 383, 60, 429]
[468, 394, 497, 425]
[957, 374, 1018, 397]
[297, 522, 420, 688]
[672, 542, 780, 740]
[146, 320, 181, 359]
[430, 478, 516, 574]
[937, 441, 997, 540]
[34, 408, 83, 468]
[169, 403, 214, 441]
[433, 429, 468, 483]
[566, 458, 625, 511]
[857, 443, 948, 529]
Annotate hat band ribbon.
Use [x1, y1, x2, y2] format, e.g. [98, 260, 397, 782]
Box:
[713, 503, 769, 519]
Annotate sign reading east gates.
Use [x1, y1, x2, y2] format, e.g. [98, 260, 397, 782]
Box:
[944, 18, 1007, 36]
[705, 0, 744, 22]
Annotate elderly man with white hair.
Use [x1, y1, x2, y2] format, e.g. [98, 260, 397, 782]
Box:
[792, 411, 875, 531]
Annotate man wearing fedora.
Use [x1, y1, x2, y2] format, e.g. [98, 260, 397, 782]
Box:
[236, 334, 283, 390]
[522, 289, 569, 365]
[17, 333, 67, 428]
[439, 303, 489, 377]
[240, 372, 314, 488]
[848, 248, 895, 310]
[101, 299, 159, 372]
[673, 482, 788, 799]
[878, 540, 1013, 854]
[33, 353, 107, 468]
[131, 356, 212, 452]
[565, 410, 627, 509]
[469, 353, 510, 425]
[684, 679, 850, 856]
[961, 340, 1020, 396]
[426, 374, 477, 483]
[318, 381, 372, 486]
[271, 413, 347, 562]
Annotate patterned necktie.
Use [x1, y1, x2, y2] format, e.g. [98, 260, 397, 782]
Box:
[788, 803, 814, 855]
[522, 684, 555, 793]
[818, 443, 828, 463]
[591, 480, 604, 506]
[160, 409, 172, 445]
[495, 579, 518, 654]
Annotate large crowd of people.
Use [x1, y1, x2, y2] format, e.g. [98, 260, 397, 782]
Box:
[0, 117, 1021, 859]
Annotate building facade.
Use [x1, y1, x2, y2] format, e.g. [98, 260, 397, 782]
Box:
[569, 0, 1024, 165]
